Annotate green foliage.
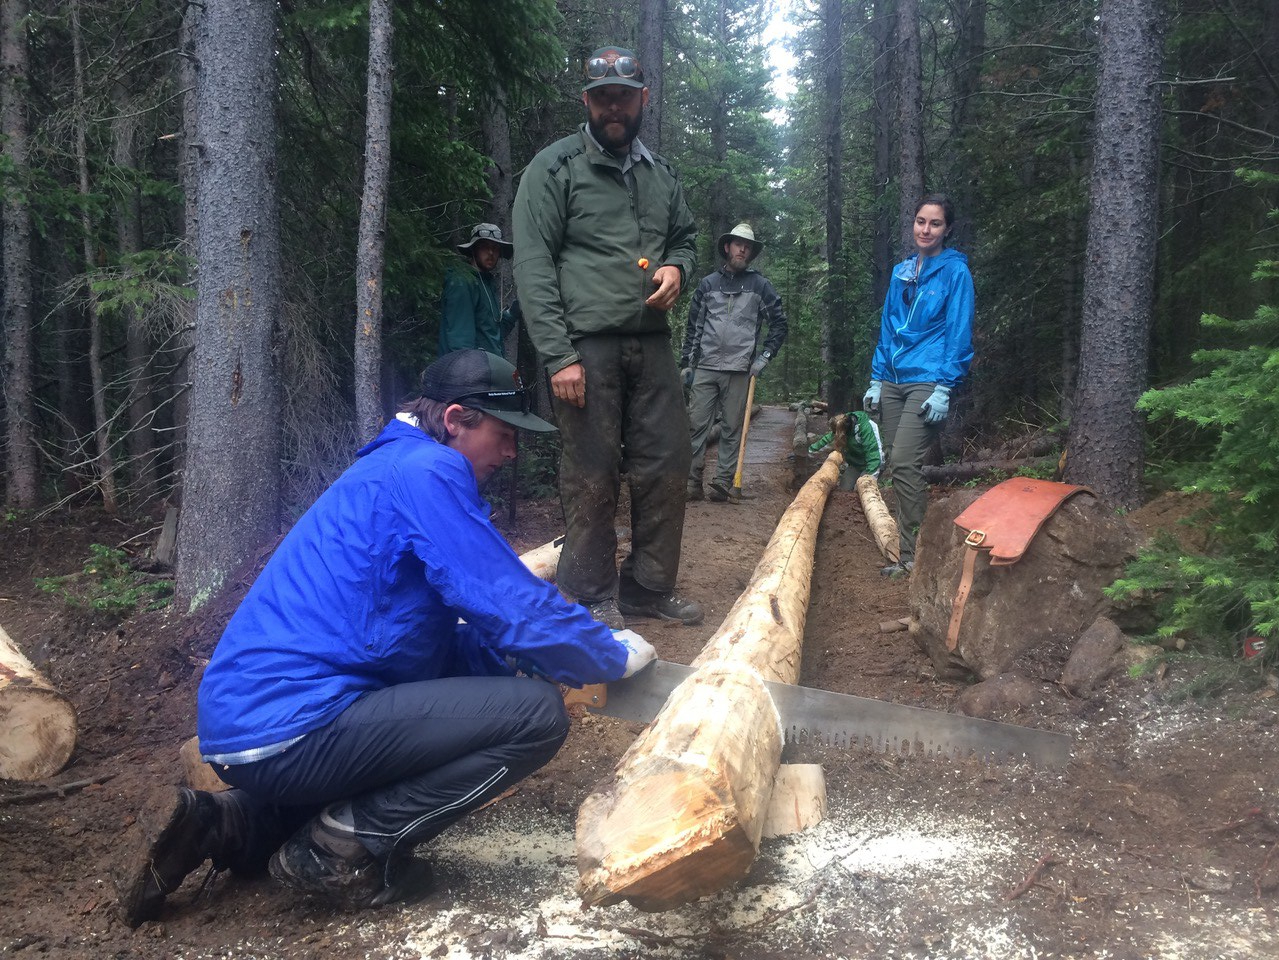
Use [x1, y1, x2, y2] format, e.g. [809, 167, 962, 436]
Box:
[1107, 198, 1279, 664]
[36, 544, 172, 616]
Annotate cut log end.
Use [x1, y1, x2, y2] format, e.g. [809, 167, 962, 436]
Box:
[0, 687, 78, 781]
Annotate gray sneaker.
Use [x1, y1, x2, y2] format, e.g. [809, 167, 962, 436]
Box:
[879, 560, 915, 578]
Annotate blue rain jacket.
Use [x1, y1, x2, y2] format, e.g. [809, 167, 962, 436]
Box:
[198, 418, 626, 756]
[871, 248, 974, 387]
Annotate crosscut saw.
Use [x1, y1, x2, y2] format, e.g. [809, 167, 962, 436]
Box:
[565, 659, 1070, 769]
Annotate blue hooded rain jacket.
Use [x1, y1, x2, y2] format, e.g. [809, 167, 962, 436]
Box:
[198, 418, 627, 757]
[871, 247, 974, 387]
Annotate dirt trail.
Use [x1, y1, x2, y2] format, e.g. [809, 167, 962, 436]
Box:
[1, 407, 1277, 959]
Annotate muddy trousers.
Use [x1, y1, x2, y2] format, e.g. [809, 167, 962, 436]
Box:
[877, 381, 943, 564]
[214, 677, 569, 862]
[553, 332, 692, 603]
[687, 369, 750, 489]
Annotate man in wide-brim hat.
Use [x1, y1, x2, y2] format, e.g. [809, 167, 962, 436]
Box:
[681, 221, 788, 502]
[439, 223, 517, 357]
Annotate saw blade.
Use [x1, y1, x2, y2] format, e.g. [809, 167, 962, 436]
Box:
[584, 660, 1070, 769]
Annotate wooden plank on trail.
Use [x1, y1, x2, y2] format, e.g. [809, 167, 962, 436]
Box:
[0, 624, 78, 781]
[574, 449, 844, 910]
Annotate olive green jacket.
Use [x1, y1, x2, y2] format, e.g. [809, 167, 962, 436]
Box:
[512, 126, 698, 375]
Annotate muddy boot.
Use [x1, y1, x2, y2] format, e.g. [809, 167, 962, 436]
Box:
[269, 807, 435, 909]
[618, 579, 705, 626]
[116, 788, 253, 928]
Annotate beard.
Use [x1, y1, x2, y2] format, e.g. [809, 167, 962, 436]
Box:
[588, 107, 644, 152]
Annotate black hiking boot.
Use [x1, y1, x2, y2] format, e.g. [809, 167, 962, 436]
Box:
[707, 481, 730, 502]
[116, 788, 252, 928]
[584, 597, 626, 630]
[269, 810, 435, 909]
[619, 581, 705, 626]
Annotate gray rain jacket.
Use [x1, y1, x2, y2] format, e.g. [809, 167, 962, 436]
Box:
[680, 265, 788, 373]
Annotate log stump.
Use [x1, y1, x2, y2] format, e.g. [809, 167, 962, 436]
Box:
[0, 625, 78, 781]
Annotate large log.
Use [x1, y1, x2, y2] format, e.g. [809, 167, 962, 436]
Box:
[575, 452, 843, 910]
[855, 474, 900, 563]
[922, 456, 1057, 485]
[0, 625, 78, 781]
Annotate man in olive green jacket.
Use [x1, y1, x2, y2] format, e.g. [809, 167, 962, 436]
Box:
[512, 45, 702, 630]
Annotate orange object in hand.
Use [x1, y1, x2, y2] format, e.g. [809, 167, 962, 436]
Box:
[637, 258, 649, 269]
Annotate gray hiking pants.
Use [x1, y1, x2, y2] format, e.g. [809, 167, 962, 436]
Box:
[877, 381, 943, 564]
[687, 368, 750, 489]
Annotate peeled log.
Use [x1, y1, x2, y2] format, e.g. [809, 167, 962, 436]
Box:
[575, 452, 843, 910]
[0, 625, 78, 781]
[855, 474, 900, 563]
[518, 536, 563, 581]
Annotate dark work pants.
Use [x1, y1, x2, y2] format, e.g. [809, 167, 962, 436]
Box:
[215, 676, 569, 863]
[687, 369, 751, 489]
[553, 332, 692, 602]
[877, 381, 943, 563]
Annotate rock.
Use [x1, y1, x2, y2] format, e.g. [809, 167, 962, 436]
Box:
[1110, 642, 1162, 679]
[1060, 616, 1127, 695]
[910, 490, 1139, 680]
[956, 673, 1065, 719]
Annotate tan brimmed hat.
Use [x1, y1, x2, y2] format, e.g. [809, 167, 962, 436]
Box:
[457, 223, 513, 259]
[717, 222, 762, 260]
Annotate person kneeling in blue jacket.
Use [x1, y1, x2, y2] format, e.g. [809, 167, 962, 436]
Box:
[118, 349, 656, 924]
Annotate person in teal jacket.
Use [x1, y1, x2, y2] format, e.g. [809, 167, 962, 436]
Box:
[438, 223, 517, 356]
[863, 194, 975, 576]
[117, 350, 657, 923]
[512, 45, 701, 630]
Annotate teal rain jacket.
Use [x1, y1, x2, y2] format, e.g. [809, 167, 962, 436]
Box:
[197, 418, 626, 756]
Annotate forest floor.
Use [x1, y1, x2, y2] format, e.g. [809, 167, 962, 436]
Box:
[2, 406, 1278, 959]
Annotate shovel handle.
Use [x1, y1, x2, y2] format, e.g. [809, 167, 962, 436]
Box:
[732, 375, 758, 492]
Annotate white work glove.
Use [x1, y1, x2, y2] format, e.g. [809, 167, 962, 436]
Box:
[863, 380, 882, 414]
[614, 628, 656, 679]
[920, 384, 951, 424]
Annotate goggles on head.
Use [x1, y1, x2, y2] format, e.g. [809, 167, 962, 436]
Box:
[585, 54, 641, 81]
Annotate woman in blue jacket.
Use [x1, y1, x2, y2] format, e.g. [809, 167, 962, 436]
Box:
[863, 195, 975, 575]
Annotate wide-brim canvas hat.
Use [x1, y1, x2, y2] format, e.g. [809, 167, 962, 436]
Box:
[421, 349, 554, 432]
[582, 46, 646, 93]
[457, 223, 513, 259]
[718, 222, 763, 260]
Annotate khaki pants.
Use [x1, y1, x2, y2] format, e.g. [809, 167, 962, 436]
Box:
[552, 332, 691, 602]
[877, 381, 943, 563]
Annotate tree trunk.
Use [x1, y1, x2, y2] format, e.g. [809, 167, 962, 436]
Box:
[946, 0, 985, 252]
[870, 0, 894, 307]
[481, 82, 515, 360]
[1, 0, 38, 508]
[637, 0, 665, 153]
[1064, 0, 1164, 509]
[113, 81, 158, 504]
[172, 0, 201, 491]
[176, 0, 283, 612]
[895, 0, 924, 251]
[819, 0, 848, 410]
[707, 0, 730, 246]
[354, 0, 394, 444]
[576, 454, 843, 910]
[72, 0, 118, 515]
[0, 624, 78, 781]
